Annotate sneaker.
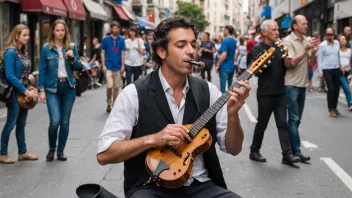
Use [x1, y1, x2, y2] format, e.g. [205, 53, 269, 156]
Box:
[349, 104, 352, 111]
[0, 155, 14, 164]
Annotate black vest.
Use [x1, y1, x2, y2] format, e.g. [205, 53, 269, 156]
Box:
[124, 69, 227, 197]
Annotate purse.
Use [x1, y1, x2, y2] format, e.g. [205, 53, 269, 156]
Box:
[0, 59, 14, 104]
[17, 79, 38, 110]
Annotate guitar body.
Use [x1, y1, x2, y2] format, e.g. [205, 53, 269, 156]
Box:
[145, 124, 212, 188]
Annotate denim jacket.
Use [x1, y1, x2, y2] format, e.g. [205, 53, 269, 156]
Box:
[39, 43, 82, 93]
[4, 47, 27, 94]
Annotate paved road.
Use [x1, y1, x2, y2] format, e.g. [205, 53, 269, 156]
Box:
[0, 69, 351, 198]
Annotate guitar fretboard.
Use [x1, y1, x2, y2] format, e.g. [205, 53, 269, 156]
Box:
[189, 71, 252, 138]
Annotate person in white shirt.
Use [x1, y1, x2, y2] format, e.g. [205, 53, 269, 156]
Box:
[338, 34, 352, 111]
[96, 16, 250, 198]
[124, 27, 145, 85]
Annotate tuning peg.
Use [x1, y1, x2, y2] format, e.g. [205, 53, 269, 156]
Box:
[284, 47, 288, 51]
[268, 60, 271, 64]
[263, 65, 267, 69]
[282, 55, 286, 58]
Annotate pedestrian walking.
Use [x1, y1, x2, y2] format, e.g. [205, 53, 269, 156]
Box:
[283, 15, 319, 162]
[199, 32, 215, 81]
[97, 16, 249, 198]
[317, 28, 342, 117]
[235, 36, 247, 76]
[101, 21, 125, 113]
[38, 20, 83, 161]
[125, 27, 145, 85]
[0, 24, 38, 164]
[338, 35, 352, 111]
[249, 20, 300, 164]
[90, 37, 103, 86]
[215, 25, 237, 93]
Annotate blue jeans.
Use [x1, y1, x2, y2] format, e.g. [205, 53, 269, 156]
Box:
[45, 81, 76, 152]
[0, 94, 28, 155]
[219, 70, 234, 93]
[339, 71, 352, 105]
[285, 86, 306, 155]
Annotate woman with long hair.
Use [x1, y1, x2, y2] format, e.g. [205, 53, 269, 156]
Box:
[38, 20, 82, 161]
[338, 34, 352, 111]
[0, 24, 38, 164]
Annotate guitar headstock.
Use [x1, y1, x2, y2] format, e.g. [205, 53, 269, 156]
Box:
[275, 38, 288, 58]
[247, 47, 275, 75]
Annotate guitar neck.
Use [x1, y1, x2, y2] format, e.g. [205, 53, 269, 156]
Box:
[189, 70, 252, 138]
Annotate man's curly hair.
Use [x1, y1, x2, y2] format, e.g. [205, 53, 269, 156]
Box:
[152, 16, 199, 66]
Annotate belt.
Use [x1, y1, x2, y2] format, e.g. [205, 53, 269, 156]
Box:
[58, 77, 68, 82]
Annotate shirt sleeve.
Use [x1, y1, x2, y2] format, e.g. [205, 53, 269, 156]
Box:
[97, 84, 139, 154]
[207, 82, 228, 153]
[218, 40, 228, 53]
[283, 37, 295, 59]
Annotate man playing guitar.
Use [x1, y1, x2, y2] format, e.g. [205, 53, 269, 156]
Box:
[96, 16, 250, 198]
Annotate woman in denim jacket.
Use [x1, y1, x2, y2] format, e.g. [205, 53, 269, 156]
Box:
[38, 20, 82, 162]
[0, 24, 38, 164]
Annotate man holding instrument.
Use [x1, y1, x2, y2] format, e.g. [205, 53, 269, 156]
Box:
[249, 20, 301, 164]
[97, 17, 250, 198]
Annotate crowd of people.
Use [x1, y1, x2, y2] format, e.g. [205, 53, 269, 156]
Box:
[0, 13, 352, 198]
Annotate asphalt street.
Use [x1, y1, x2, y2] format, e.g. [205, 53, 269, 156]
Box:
[0, 69, 351, 198]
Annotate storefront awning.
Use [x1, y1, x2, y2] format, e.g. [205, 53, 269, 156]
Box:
[63, 0, 86, 21]
[21, 0, 67, 17]
[113, 5, 129, 21]
[0, 0, 20, 3]
[281, 15, 292, 29]
[136, 16, 155, 30]
[83, 0, 108, 21]
[121, 5, 135, 21]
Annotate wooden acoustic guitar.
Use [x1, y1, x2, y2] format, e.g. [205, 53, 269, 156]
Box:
[145, 47, 276, 188]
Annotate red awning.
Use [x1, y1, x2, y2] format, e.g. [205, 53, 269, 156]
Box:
[63, 0, 86, 20]
[21, 0, 67, 17]
[0, 0, 20, 3]
[113, 6, 129, 21]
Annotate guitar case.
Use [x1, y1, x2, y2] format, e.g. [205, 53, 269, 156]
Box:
[76, 183, 118, 198]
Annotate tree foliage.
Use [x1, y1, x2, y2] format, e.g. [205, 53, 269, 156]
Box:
[174, 1, 209, 31]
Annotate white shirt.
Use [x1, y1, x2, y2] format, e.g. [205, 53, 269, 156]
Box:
[57, 47, 68, 77]
[340, 48, 351, 72]
[125, 38, 145, 67]
[97, 69, 230, 186]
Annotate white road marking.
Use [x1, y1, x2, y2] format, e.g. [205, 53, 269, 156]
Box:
[301, 140, 318, 149]
[243, 103, 257, 123]
[322, 157, 352, 193]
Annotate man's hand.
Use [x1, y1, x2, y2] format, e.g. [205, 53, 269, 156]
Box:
[318, 72, 323, 78]
[215, 65, 220, 73]
[305, 38, 320, 51]
[151, 124, 190, 148]
[200, 62, 205, 68]
[102, 65, 106, 73]
[311, 46, 319, 55]
[341, 66, 346, 74]
[227, 81, 251, 116]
